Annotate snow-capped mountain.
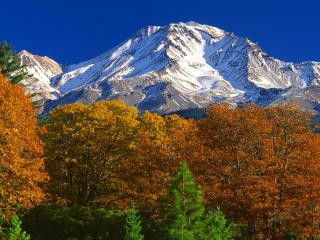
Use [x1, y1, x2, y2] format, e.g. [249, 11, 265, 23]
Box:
[20, 50, 61, 103]
[20, 21, 320, 114]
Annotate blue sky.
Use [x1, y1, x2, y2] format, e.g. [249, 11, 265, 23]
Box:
[2, 0, 320, 64]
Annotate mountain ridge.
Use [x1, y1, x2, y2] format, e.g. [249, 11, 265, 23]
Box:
[19, 21, 320, 114]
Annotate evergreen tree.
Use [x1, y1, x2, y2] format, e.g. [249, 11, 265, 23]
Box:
[165, 162, 237, 240]
[0, 41, 30, 84]
[125, 208, 144, 240]
[166, 162, 207, 240]
[205, 209, 237, 240]
[4, 215, 31, 240]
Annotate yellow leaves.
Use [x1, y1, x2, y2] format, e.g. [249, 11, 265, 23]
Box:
[0, 73, 47, 216]
[114, 111, 201, 209]
[43, 99, 139, 205]
[40, 97, 320, 237]
[44, 104, 197, 208]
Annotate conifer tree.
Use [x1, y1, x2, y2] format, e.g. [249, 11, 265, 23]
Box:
[165, 162, 236, 240]
[125, 208, 144, 240]
[0, 41, 30, 84]
[166, 162, 206, 240]
[205, 209, 237, 240]
[2, 215, 30, 240]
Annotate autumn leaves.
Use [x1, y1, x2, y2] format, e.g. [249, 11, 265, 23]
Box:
[197, 104, 320, 238]
[40, 101, 320, 238]
[1, 69, 320, 239]
[0, 71, 47, 218]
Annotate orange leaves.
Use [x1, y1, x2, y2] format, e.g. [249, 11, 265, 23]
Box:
[197, 104, 320, 238]
[0, 72, 47, 217]
[113, 111, 200, 209]
[42, 98, 320, 237]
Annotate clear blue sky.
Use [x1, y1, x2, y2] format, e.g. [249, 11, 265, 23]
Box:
[2, 0, 320, 64]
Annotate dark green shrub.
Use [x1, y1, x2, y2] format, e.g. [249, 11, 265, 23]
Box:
[22, 205, 126, 240]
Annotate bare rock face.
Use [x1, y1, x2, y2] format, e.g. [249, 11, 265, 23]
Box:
[20, 22, 320, 114]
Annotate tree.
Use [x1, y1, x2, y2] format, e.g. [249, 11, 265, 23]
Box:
[0, 68, 47, 217]
[43, 100, 138, 205]
[115, 112, 202, 209]
[4, 215, 30, 240]
[205, 209, 237, 240]
[163, 162, 236, 240]
[125, 208, 144, 240]
[197, 104, 320, 239]
[165, 162, 206, 240]
[0, 42, 30, 84]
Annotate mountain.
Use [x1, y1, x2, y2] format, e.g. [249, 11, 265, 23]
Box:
[20, 50, 61, 105]
[20, 21, 320, 114]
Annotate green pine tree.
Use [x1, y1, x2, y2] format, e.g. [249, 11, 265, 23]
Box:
[205, 208, 237, 240]
[5, 214, 31, 240]
[166, 162, 207, 240]
[0, 41, 30, 84]
[125, 208, 144, 240]
[165, 162, 237, 240]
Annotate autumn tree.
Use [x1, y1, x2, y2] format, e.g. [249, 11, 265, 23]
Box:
[0, 68, 47, 217]
[197, 104, 320, 239]
[41, 98, 320, 238]
[115, 112, 201, 209]
[43, 100, 138, 205]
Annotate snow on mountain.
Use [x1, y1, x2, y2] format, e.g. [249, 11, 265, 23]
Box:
[20, 22, 320, 114]
[19, 50, 61, 103]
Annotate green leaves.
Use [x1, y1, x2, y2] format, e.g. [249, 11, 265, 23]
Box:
[205, 209, 237, 240]
[0, 214, 30, 240]
[0, 41, 30, 84]
[125, 208, 144, 240]
[23, 205, 126, 240]
[166, 162, 205, 240]
[165, 162, 237, 240]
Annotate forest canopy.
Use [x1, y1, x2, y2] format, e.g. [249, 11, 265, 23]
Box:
[39, 100, 320, 239]
[1, 73, 320, 239]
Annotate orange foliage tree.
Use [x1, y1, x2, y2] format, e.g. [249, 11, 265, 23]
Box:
[0, 68, 47, 217]
[43, 101, 200, 209]
[42, 97, 320, 238]
[197, 104, 320, 239]
[116, 112, 202, 209]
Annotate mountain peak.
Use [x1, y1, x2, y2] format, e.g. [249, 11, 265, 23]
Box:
[20, 22, 320, 114]
[19, 50, 33, 56]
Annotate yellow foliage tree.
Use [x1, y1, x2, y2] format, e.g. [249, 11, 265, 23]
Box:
[116, 111, 201, 209]
[42, 97, 320, 237]
[0, 68, 47, 217]
[43, 100, 138, 205]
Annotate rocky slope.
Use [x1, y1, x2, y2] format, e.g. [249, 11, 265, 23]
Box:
[20, 50, 61, 104]
[20, 22, 320, 114]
